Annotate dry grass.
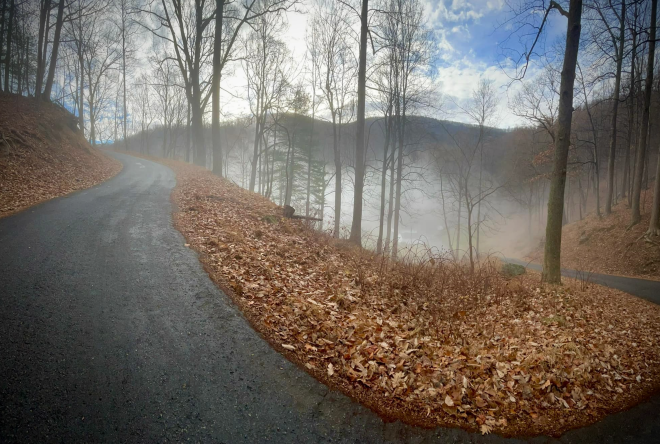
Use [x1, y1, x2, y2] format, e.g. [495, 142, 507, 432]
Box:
[144, 154, 660, 438]
[0, 92, 121, 218]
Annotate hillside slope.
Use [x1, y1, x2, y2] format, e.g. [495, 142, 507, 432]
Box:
[121, 152, 660, 437]
[0, 93, 121, 218]
[528, 193, 660, 279]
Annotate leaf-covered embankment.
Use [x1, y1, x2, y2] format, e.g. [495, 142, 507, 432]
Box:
[157, 156, 660, 438]
[0, 92, 122, 218]
[527, 187, 660, 279]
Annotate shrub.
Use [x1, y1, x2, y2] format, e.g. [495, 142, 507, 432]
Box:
[501, 262, 526, 277]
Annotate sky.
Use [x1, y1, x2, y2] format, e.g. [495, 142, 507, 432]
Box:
[271, 0, 569, 129]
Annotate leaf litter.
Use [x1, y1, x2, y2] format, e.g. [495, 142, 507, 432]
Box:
[0, 94, 122, 218]
[152, 157, 660, 437]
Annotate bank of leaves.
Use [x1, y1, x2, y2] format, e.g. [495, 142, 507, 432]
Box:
[0, 93, 122, 217]
[164, 159, 660, 437]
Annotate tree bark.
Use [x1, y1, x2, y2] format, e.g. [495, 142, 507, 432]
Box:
[77, 8, 84, 136]
[349, 0, 368, 246]
[35, 0, 51, 100]
[306, 102, 315, 218]
[186, 101, 191, 162]
[630, 0, 656, 226]
[43, 0, 64, 100]
[384, 129, 396, 252]
[212, 0, 225, 177]
[4, 0, 15, 93]
[605, 0, 626, 215]
[122, 0, 129, 151]
[376, 114, 392, 254]
[649, 154, 660, 235]
[542, 0, 583, 284]
[331, 111, 341, 237]
[392, 110, 405, 259]
[249, 112, 262, 192]
[0, 0, 6, 92]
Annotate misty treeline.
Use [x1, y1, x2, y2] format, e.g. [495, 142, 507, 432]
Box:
[1, 0, 659, 282]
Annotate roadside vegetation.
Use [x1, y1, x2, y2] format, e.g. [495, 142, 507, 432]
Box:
[154, 155, 660, 437]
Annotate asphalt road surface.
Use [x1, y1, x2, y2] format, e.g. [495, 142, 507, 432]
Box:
[1, 152, 658, 443]
[504, 258, 660, 305]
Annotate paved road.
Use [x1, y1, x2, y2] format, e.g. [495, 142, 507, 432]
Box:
[504, 258, 660, 305]
[1, 152, 658, 443]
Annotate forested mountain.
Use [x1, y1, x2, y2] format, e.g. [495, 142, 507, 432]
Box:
[1, 0, 659, 276]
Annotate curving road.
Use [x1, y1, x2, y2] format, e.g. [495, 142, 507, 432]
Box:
[1, 151, 659, 443]
[504, 258, 660, 305]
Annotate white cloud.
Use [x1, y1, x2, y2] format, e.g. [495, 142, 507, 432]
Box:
[424, 0, 505, 25]
[434, 57, 542, 128]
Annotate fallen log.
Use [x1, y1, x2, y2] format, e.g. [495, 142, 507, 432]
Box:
[283, 205, 322, 221]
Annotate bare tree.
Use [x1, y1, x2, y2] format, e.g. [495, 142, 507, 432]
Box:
[630, 0, 656, 226]
[308, 0, 356, 237]
[242, 11, 291, 193]
[437, 80, 500, 272]
[82, 12, 120, 145]
[542, 0, 584, 283]
[382, 0, 435, 258]
[348, 0, 368, 245]
[587, 0, 627, 215]
[210, 0, 298, 177]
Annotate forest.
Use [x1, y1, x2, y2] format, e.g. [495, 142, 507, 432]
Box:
[3, 0, 660, 439]
[1, 0, 659, 282]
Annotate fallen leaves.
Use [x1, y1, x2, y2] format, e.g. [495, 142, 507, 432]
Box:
[157, 158, 660, 437]
[527, 191, 660, 279]
[0, 94, 121, 218]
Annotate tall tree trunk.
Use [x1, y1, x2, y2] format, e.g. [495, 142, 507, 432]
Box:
[630, 0, 656, 226]
[384, 132, 395, 253]
[392, 111, 405, 259]
[0, 0, 6, 92]
[186, 101, 191, 162]
[542, 0, 583, 284]
[623, 63, 634, 201]
[284, 133, 294, 206]
[626, 3, 639, 205]
[349, 0, 368, 246]
[43, 0, 65, 100]
[306, 107, 315, 218]
[440, 177, 454, 257]
[376, 114, 392, 254]
[331, 114, 341, 237]
[465, 177, 474, 273]
[24, 35, 29, 96]
[190, 85, 205, 167]
[319, 164, 326, 230]
[249, 111, 262, 192]
[77, 14, 84, 136]
[122, 2, 129, 151]
[456, 178, 462, 258]
[649, 148, 660, 235]
[35, 0, 51, 100]
[212, 0, 225, 177]
[605, 0, 626, 215]
[476, 137, 483, 255]
[4, 0, 15, 93]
